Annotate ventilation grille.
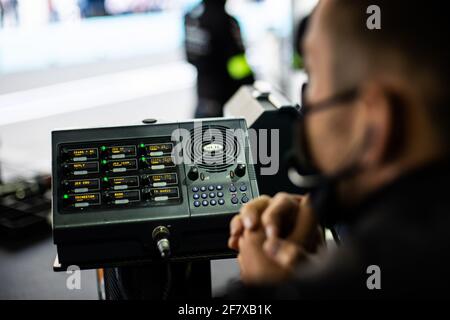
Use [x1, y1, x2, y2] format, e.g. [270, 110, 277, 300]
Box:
[187, 125, 239, 173]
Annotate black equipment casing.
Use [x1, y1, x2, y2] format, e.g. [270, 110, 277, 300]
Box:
[52, 118, 258, 270]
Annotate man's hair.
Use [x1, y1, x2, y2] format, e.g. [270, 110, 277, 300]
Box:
[324, 0, 450, 145]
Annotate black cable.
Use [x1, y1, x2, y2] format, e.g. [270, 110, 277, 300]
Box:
[116, 268, 129, 300]
[330, 227, 341, 245]
[104, 268, 124, 300]
[162, 261, 172, 300]
[185, 261, 192, 281]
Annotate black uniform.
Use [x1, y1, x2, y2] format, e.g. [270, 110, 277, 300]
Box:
[184, 0, 254, 118]
[226, 158, 450, 298]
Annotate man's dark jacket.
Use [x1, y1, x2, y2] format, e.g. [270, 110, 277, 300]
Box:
[227, 159, 450, 299]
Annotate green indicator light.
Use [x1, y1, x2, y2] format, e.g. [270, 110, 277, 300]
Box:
[140, 143, 145, 148]
[101, 146, 106, 151]
[63, 194, 69, 199]
[141, 157, 146, 162]
[103, 177, 109, 182]
[102, 160, 107, 165]
[227, 54, 252, 80]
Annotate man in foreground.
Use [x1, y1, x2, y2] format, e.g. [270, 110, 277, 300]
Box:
[228, 0, 450, 298]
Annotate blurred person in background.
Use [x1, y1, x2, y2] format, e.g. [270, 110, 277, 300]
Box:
[0, 1, 3, 27]
[293, 14, 309, 70]
[0, 0, 19, 27]
[48, 0, 81, 23]
[184, 0, 254, 118]
[227, 0, 450, 298]
[104, 0, 166, 15]
[78, 0, 106, 18]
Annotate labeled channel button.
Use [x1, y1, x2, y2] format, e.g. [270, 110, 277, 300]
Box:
[101, 145, 136, 159]
[62, 147, 98, 162]
[142, 156, 175, 170]
[104, 190, 140, 205]
[63, 162, 99, 176]
[140, 143, 173, 156]
[63, 178, 99, 193]
[103, 159, 138, 173]
[145, 187, 180, 202]
[63, 193, 101, 208]
[142, 173, 178, 187]
[104, 176, 139, 190]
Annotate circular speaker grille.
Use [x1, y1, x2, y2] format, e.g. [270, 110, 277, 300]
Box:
[187, 125, 239, 172]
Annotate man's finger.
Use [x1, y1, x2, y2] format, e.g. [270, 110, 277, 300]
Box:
[230, 214, 243, 237]
[261, 193, 301, 238]
[228, 235, 240, 251]
[286, 195, 321, 252]
[239, 195, 271, 230]
[263, 238, 303, 269]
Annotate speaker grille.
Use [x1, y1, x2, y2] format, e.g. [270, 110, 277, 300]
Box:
[187, 125, 239, 173]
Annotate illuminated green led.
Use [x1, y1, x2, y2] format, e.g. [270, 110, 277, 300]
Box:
[101, 146, 106, 151]
[63, 194, 69, 199]
[103, 177, 109, 182]
[141, 156, 146, 162]
[227, 54, 252, 80]
[140, 143, 145, 148]
[102, 160, 107, 165]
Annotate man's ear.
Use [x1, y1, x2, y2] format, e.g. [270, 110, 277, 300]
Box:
[359, 82, 393, 168]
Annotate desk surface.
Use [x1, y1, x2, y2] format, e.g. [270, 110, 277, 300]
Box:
[0, 229, 239, 299]
[0, 231, 98, 300]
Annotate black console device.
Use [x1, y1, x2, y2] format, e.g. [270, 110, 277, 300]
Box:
[225, 86, 304, 196]
[52, 118, 258, 269]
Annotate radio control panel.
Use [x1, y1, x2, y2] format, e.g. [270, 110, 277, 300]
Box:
[52, 119, 259, 268]
[58, 140, 181, 211]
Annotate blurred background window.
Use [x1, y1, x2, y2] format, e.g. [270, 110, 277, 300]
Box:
[0, 0, 319, 185]
[0, 0, 298, 75]
[0, 0, 317, 300]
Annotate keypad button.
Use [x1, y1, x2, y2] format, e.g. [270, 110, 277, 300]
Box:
[217, 192, 224, 198]
[242, 196, 249, 203]
[194, 201, 201, 207]
[209, 192, 216, 198]
[200, 186, 207, 192]
[201, 193, 208, 199]
[208, 185, 215, 191]
[193, 194, 200, 200]
[229, 185, 237, 192]
[192, 187, 199, 192]
[231, 197, 239, 204]
[216, 185, 223, 190]
[202, 200, 209, 206]
[218, 199, 225, 205]
[239, 184, 247, 192]
[210, 200, 217, 206]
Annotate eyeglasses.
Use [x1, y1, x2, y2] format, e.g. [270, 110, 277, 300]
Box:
[300, 82, 359, 117]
